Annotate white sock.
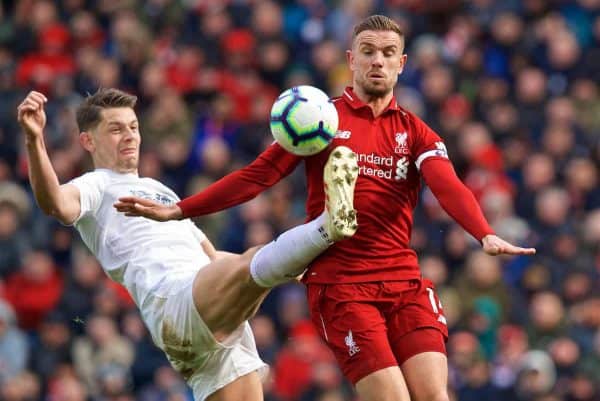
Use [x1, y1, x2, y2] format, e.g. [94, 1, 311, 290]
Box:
[250, 212, 331, 287]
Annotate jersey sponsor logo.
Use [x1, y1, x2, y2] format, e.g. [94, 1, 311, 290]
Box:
[356, 153, 394, 166]
[130, 190, 176, 206]
[357, 152, 394, 179]
[395, 157, 409, 180]
[335, 130, 352, 139]
[345, 330, 360, 356]
[356, 152, 411, 180]
[394, 132, 409, 155]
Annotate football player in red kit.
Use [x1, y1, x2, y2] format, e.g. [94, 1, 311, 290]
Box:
[116, 15, 535, 401]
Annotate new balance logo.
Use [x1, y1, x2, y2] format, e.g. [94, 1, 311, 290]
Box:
[395, 157, 409, 180]
[345, 330, 360, 356]
[335, 130, 352, 139]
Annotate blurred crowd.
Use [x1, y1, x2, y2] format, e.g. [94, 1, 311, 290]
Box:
[0, 0, 599, 400]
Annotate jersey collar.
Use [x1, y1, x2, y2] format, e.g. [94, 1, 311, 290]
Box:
[342, 86, 400, 113]
[95, 168, 139, 178]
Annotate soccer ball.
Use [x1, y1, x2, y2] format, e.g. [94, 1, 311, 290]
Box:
[270, 85, 338, 156]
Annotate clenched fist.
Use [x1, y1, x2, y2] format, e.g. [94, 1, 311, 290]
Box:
[17, 91, 48, 141]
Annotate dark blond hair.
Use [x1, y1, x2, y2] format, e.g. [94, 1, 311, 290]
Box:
[76, 88, 137, 132]
[352, 15, 404, 42]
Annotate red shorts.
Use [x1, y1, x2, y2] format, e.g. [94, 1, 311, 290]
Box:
[306, 278, 448, 384]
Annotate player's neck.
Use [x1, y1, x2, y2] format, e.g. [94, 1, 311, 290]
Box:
[353, 87, 394, 118]
[93, 162, 138, 175]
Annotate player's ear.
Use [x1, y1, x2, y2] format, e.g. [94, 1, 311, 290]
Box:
[398, 54, 407, 75]
[346, 49, 355, 71]
[79, 131, 95, 152]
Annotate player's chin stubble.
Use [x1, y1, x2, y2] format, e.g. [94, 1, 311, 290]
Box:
[362, 81, 393, 98]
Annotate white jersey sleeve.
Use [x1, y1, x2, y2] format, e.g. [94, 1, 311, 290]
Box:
[68, 171, 108, 225]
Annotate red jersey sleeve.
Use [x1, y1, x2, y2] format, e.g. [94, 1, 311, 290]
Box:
[177, 143, 302, 217]
[406, 112, 493, 241]
[409, 115, 450, 170]
[421, 158, 495, 242]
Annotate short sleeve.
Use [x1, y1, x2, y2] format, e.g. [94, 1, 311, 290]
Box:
[68, 172, 106, 224]
[410, 115, 450, 170]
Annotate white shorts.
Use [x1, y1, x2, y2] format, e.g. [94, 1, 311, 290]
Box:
[140, 272, 268, 401]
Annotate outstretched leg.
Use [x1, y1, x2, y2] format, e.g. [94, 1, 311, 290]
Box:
[192, 146, 359, 339]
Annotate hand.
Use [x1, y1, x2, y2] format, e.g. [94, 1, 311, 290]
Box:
[481, 234, 536, 256]
[17, 91, 48, 141]
[113, 196, 183, 221]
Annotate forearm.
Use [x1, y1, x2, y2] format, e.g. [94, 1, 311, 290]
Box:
[178, 173, 270, 217]
[178, 144, 300, 217]
[421, 159, 494, 241]
[25, 136, 64, 216]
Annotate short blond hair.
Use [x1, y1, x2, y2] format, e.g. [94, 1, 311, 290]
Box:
[352, 15, 404, 42]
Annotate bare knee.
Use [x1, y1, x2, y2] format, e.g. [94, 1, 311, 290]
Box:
[410, 382, 450, 401]
[401, 351, 448, 401]
[355, 367, 411, 401]
[232, 246, 262, 282]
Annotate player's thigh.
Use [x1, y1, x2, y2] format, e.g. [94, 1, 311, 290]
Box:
[306, 284, 400, 388]
[387, 279, 449, 401]
[401, 350, 449, 401]
[355, 366, 411, 401]
[192, 246, 269, 337]
[387, 279, 448, 365]
[206, 371, 263, 401]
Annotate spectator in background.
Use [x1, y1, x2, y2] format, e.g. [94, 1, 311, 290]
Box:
[29, 310, 72, 386]
[58, 249, 104, 331]
[527, 292, 568, 349]
[0, 182, 31, 277]
[121, 309, 169, 389]
[454, 250, 512, 358]
[0, 201, 28, 278]
[141, 89, 192, 150]
[0, 370, 41, 401]
[249, 314, 281, 366]
[4, 248, 63, 331]
[272, 320, 338, 401]
[47, 373, 88, 401]
[0, 300, 28, 382]
[72, 314, 134, 396]
[15, 1, 75, 92]
[138, 366, 191, 401]
[0, 1, 598, 400]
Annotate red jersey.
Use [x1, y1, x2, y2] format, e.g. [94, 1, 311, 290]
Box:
[299, 87, 450, 283]
[178, 87, 493, 284]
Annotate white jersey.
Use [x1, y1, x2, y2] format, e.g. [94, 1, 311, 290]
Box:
[69, 169, 211, 306]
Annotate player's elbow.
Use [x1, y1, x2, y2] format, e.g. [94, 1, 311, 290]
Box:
[41, 204, 75, 225]
[37, 199, 57, 218]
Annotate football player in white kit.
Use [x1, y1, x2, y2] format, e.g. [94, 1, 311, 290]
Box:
[17, 89, 359, 401]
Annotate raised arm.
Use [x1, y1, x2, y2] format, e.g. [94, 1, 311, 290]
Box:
[421, 158, 535, 256]
[115, 143, 302, 221]
[17, 91, 81, 225]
